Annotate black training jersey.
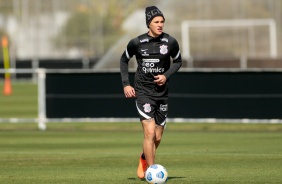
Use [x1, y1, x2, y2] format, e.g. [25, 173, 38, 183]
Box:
[120, 32, 182, 97]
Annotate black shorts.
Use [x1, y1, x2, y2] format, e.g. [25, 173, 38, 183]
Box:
[135, 97, 168, 126]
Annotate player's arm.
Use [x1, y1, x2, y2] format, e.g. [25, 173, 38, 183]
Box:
[120, 39, 136, 98]
[163, 38, 182, 79]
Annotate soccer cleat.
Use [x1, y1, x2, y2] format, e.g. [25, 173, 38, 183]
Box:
[137, 154, 147, 179]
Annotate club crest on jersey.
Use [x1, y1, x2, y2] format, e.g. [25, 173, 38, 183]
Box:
[160, 45, 168, 55]
[143, 103, 151, 113]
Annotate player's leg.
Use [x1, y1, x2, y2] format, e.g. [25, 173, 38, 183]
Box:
[141, 118, 157, 167]
[154, 97, 168, 150]
[141, 97, 167, 167]
[155, 124, 164, 149]
[135, 97, 156, 178]
[141, 120, 165, 171]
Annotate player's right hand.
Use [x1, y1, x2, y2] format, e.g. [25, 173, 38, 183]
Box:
[123, 85, 136, 98]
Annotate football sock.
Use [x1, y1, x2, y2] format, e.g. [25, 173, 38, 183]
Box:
[141, 153, 146, 160]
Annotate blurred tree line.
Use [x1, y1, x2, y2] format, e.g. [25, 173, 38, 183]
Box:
[0, 0, 148, 59]
[0, 0, 281, 59]
[53, 0, 148, 57]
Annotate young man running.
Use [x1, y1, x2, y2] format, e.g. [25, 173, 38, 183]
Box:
[120, 6, 182, 179]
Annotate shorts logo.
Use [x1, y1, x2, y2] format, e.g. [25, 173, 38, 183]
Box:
[160, 45, 168, 55]
[143, 103, 151, 113]
[160, 104, 168, 111]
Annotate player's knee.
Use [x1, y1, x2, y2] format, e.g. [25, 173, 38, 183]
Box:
[155, 134, 162, 143]
[145, 129, 156, 138]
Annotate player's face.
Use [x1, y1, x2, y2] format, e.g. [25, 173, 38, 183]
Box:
[148, 16, 165, 37]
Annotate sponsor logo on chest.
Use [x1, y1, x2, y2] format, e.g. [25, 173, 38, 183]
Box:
[141, 49, 149, 56]
[140, 44, 169, 56]
[140, 38, 149, 43]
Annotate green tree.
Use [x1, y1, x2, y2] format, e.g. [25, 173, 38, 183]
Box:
[53, 0, 148, 57]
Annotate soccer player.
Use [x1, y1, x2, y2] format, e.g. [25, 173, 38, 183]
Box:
[120, 6, 182, 179]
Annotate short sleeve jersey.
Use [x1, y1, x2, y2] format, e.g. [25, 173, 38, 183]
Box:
[120, 32, 182, 98]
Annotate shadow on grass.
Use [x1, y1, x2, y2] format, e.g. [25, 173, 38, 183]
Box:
[168, 176, 186, 180]
[127, 178, 145, 181]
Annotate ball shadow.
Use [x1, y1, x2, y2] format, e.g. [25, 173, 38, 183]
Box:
[127, 176, 186, 181]
[168, 176, 187, 180]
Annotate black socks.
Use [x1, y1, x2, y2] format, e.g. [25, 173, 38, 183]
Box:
[141, 153, 146, 160]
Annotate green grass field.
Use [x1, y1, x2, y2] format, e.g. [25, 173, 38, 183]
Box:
[1, 82, 282, 183]
[0, 123, 282, 184]
[0, 82, 37, 118]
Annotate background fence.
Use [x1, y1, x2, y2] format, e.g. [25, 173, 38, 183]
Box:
[2, 69, 282, 130]
[44, 69, 282, 120]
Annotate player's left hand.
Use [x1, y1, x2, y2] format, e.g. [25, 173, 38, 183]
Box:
[154, 75, 167, 86]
